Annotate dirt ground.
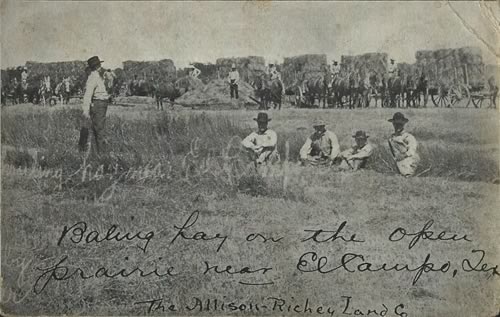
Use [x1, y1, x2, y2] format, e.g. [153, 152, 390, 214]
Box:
[1, 104, 499, 316]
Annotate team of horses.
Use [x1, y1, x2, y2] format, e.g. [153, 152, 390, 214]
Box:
[1, 79, 77, 107]
[292, 71, 429, 109]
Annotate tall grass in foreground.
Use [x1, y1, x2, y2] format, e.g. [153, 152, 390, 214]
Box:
[1, 107, 498, 201]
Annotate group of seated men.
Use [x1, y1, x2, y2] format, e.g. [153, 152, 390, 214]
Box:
[241, 111, 419, 177]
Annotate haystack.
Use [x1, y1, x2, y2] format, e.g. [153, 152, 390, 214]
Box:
[178, 63, 219, 84]
[216, 56, 266, 84]
[174, 76, 205, 95]
[282, 54, 327, 88]
[341, 53, 388, 78]
[415, 46, 484, 87]
[175, 79, 257, 109]
[122, 59, 176, 82]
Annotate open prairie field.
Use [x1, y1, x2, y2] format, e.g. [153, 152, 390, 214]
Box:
[1, 103, 499, 316]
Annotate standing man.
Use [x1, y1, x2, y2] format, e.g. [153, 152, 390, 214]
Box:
[299, 119, 340, 166]
[79, 56, 110, 155]
[241, 112, 279, 165]
[388, 59, 397, 79]
[339, 130, 374, 170]
[228, 63, 240, 99]
[387, 112, 419, 177]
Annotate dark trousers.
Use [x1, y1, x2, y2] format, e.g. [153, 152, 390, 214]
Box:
[230, 83, 239, 99]
[78, 100, 109, 154]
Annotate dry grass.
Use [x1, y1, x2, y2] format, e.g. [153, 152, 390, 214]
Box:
[1, 104, 499, 316]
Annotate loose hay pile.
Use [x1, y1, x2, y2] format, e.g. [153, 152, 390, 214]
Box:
[175, 79, 257, 109]
[341, 52, 388, 78]
[415, 46, 484, 87]
[282, 54, 328, 88]
[216, 56, 266, 84]
[122, 59, 176, 82]
[174, 75, 204, 94]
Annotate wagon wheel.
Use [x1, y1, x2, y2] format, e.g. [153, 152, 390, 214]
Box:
[431, 86, 450, 107]
[449, 83, 471, 108]
[471, 95, 482, 108]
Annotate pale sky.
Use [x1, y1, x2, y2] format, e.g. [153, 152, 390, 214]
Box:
[1, 1, 498, 69]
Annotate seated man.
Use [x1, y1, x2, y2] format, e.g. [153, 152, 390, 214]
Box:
[241, 112, 279, 165]
[339, 130, 374, 170]
[299, 119, 340, 166]
[388, 112, 420, 177]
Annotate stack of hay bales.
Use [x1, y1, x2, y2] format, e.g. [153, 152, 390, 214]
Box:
[415, 46, 484, 88]
[122, 59, 176, 82]
[175, 79, 257, 109]
[397, 62, 419, 79]
[25, 61, 87, 90]
[174, 75, 205, 95]
[178, 63, 219, 84]
[282, 54, 327, 87]
[341, 53, 388, 78]
[216, 56, 266, 84]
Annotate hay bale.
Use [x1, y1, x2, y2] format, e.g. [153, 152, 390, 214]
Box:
[282, 54, 327, 88]
[216, 56, 266, 84]
[174, 75, 205, 95]
[122, 59, 176, 82]
[341, 52, 388, 78]
[415, 46, 484, 87]
[175, 79, 257, 109]
[178, 63, 219, 84]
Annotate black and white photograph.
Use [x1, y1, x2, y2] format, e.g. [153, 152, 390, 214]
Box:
[1, 1, 499, 316]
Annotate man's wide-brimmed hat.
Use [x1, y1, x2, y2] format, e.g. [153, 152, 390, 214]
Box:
[388, 112, 409, 123]
[87, 56, 103, 68]
[352, 130, 369, 139]
[312, 119, 327, 127]
[254, 112, 271, 123]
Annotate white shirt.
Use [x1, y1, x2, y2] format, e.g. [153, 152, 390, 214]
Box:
[241, 129, 278, 163]
[341, 143, 374, 160]
[83, 70, 109, 112]
[190, 67, 201, 78]
[388, 63, 397, 74]
[228, 70, 240, 84]
[332, 64, 341, 75]
[388, 130, 418, 161]
[300, 130, 340, 161]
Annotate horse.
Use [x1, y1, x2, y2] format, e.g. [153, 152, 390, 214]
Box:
[303, 75, 328, 108]
[330, 73, 358, 109]
[252, 73, 283, 110]
[387, 75, 405, 108]
[152, 80, 180, 110]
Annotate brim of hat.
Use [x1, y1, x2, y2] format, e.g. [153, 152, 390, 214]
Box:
[388, 118, 408, 123]
[353, 135, 369, 138]
[254, 118, 271, 122]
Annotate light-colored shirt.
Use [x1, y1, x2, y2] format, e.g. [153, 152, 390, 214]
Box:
[190, 68, 201, 78]
[300, 130, 340, 161]
[388, 63, 397, 75]
[21, 71, 28, 82]
[241, 129, 278, 164]
[388, 131, 418, 162]
[341, 143, 374, 160]
[83, 70, 109, 112]
[228, 70, 240, 84]
[332, 65, 341, 75]
[270, 69, 281, 81]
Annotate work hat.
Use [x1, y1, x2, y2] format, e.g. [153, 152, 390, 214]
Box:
[388, 112, 409, 123]
[254, 112, 271, 123]
[352, 130, 369, 139]
[390, 58, 395, 62]
[231, 63, 236, 68]
[312, 118, 326, 127]
[332, 60, 338, 64]
[87, 56, 103, 68]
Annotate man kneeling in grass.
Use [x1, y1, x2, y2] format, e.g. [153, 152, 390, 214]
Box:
[299, 119, 340, 166]
[339, 130, 373, 171]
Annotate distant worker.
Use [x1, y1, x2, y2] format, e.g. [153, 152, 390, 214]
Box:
[79, 56, 110, 155]
[103, 69, 116, 95]
[299, 119, 340, 166]
[228, 63, 240, 99]
[387, 112, 419, 177]
[388, 59, 397, 79]
[188, 64, 201, 79]
[241, 112, 279, 165]
[21, 67, 28, 86]
[329, 60, 341, 88]
[268, 61, 284, 94]
[339, 130, 374, 171]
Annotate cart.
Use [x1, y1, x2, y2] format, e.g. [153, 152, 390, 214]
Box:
[429, 65, 472, 108]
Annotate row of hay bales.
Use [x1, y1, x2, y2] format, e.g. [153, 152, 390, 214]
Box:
[341, 53, 388, 79]
[281, 54, 328, 87]
[415, 46, 485, 88]
[121, 59, 176, 83]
